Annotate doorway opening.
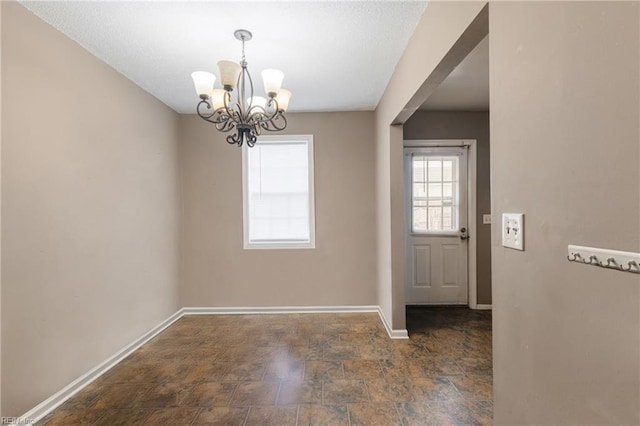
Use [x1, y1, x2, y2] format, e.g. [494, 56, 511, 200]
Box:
[400, 32, 492, 415]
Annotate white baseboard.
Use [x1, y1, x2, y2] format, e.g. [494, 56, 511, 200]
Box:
[376, 307, 409, 339]
[18, 304, 408, 424]
[408, 302, 468, 306]
[182, 305, 379, 315]
[182, 306, 409, 340]
[475, 304, 492, 310]
[18, 308, 184, 425]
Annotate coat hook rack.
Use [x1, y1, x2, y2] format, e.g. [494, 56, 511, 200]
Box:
[567, 245, 640, 274]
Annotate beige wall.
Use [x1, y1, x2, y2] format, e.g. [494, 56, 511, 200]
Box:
[179, 112, 377, 307]
[1, 3, 181, 416]
[404, 111, 492, 305]
[4, 1, 638, 423]
[490, 2, 639, 423]
[374, 2, 488, 330]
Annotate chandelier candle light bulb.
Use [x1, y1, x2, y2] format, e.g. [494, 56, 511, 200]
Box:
[191, 29, 291, 147]
[261, 69, 285, 97]
[210, 89, 227, 110]
[191, 71, 216, 99]
[274, 89, 292, 113]
[217, 60, 242, 90]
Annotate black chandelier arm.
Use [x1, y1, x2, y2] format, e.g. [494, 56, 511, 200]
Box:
[197, 98, 287, 146]
[198, 108, 239, 136]
[248, 109, 282, 126]
[211, 108, 233, 125]
[196, 99, 215, 119]
[221, 90, 238, 123]
[245, 130, 258, 147]
[259, 112, 288, 132]
[248, 98, 283, 124]
[267, 97, 281, 114]
[230, 108, 243, 126]
[196, 100, 241, 137]
[225, 126, 259, 147]
[226, 132, 242, 146]
[215, 119, 236, 133]
[197, 100, 234, 126]
[195, 90, 240, 136]
[247, 104, 267, 118]
[250, 97, 277, 119]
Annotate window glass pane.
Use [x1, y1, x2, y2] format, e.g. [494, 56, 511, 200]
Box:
[428, 160, 442, 181]
[413, 158, 426, 181]
[428, 207, 442, 229]
[443, 160, 454, 181]
[442, 206, 453, 229]
[413, 207, 427, 231]
[411, 154, 459, 232]
[428, 183, 442, 198]
[442, 182, 453, 198]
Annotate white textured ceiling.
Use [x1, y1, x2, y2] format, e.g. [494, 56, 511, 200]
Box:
[421, 35, 489, 111]
[20, 1, 428, 114]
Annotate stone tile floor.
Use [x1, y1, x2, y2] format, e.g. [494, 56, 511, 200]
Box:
[39, 307, 492, 425]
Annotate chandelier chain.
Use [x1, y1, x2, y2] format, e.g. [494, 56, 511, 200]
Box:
[241, 37, 246, 65]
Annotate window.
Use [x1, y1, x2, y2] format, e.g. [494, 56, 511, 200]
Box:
[242, 135, 315, 249]
[411, 155, 460, 232]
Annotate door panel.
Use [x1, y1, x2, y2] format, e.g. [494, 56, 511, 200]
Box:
[413, 245, 431, 287]
[404, 147, 469, 305]
[442, 244, 459, 286]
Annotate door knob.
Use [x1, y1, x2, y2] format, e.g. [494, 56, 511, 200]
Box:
[460, 227, 470, 240]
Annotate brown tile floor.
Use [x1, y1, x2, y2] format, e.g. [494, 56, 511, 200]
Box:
[39, 307, 492, 425]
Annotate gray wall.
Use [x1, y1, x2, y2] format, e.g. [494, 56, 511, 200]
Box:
[490, 2, 639, 424]
[179, 112, 378, 308]
[404, 111, 491, 305]
[1, 3, 181, 415]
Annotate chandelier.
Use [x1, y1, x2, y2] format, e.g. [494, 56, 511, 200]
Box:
[191, 29, 291, 148]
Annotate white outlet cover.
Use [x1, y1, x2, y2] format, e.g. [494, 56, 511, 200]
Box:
[483, 214, 492, 224]
[502, 213, 524, 250]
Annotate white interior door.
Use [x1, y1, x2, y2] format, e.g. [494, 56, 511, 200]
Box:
[404, 147, 469, 304]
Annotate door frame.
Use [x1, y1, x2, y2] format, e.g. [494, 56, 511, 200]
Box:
[403, 139, 478, 309]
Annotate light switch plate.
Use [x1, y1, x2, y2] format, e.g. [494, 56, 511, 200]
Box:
[502, 213, 524, 250]
[483, 214, 492, 225]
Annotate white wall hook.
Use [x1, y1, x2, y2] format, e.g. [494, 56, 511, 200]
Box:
[567, 245, 640, 274]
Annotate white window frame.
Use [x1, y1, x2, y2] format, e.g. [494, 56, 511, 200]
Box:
[242, 134, 316, 249]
